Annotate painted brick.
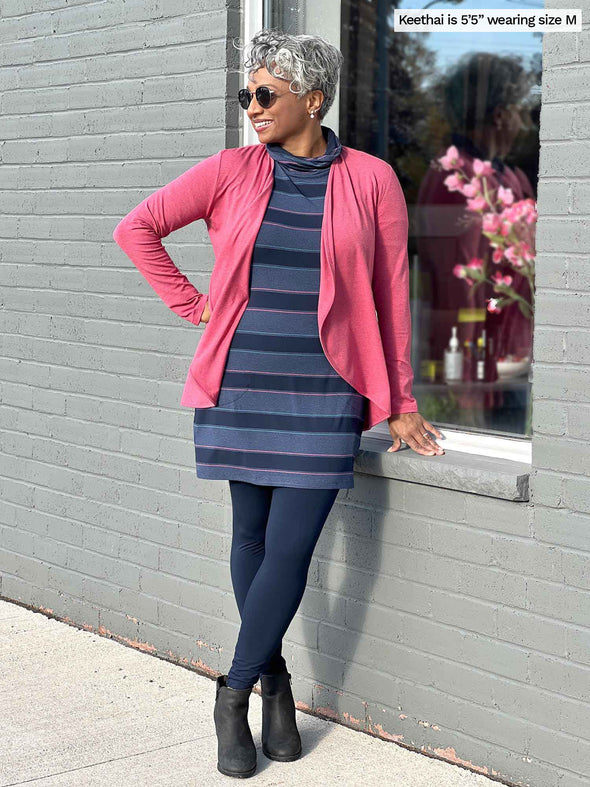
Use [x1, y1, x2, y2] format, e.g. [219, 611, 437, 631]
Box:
[539, 102, 575, 140]
[496, 606, 567, 656]
[531, 400, 567, 435]
[1, 5, 589, 787]
[563, 475, 590, 513]
[567, 256, 590, 290]
[561, 550, 590, 592]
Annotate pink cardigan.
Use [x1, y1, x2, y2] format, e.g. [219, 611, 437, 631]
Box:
[113, 142, 418, 432]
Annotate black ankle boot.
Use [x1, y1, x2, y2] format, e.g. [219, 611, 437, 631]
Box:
[213, 674, 257, 778]
[260, 669, 302, 761]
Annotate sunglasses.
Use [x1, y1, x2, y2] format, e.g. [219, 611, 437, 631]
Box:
[238, 86, 281, 110]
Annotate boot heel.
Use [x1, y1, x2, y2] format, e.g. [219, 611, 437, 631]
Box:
[261, 669, 302, 761]
[213, 674, 257, 778]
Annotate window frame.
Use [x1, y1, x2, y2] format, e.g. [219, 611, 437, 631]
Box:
[241, 0, 533, 464]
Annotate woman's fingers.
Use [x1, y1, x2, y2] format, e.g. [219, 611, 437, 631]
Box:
[386, 413, 444, 456]
[407, 432, 442, 455]
[391, 429, 444, 455]
[387, 436, 403, 452]
[422, 419, 443, 439]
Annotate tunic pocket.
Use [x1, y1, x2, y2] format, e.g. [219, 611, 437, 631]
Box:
[215, 377, 252, 408]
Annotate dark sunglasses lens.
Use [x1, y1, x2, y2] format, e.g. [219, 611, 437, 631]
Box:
[256, 87, 272, 108]
[238, 89, 250, 110]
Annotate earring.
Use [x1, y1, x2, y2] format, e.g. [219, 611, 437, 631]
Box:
[310, 111, 315, 118]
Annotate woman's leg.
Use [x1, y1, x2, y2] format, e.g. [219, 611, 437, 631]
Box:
[226, 485, 340, 690]
[228, 480, 286, 677]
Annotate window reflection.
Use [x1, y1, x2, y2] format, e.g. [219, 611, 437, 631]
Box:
[265, 0, 305, 34]
[339, 0, 540, 437]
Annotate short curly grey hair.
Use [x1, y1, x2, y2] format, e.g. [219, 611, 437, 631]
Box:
[442, 52, 533, 133]
[233, 28, 343, 121]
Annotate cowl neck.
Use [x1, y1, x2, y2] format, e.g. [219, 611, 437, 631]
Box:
[265, 125, 342, 171]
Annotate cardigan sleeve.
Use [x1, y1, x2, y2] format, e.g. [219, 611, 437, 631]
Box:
[373, 164, 419, 414]
[112, 150, 223, 326]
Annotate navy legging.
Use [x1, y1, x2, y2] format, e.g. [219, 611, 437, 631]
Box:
[226, 480, 340, 690]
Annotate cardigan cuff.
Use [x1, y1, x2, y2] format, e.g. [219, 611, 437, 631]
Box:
[193, 293, 209, 326]
[389, 401, 419, 415]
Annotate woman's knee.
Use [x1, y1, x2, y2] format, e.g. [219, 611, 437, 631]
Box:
[264, 530, 315, 570]
[232, 513, 266, 549]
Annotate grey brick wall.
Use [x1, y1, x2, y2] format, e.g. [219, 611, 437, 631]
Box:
[1, 3, 589, 786]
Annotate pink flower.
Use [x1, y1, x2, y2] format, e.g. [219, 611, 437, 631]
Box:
[482, 212, 502, 233]
[438, 145, 464, 170]
[502, 205, 520, 223]
[504, 246, 524, 268]
[440, 158, 535, 323]
[497, 185, 514, 207]
[443, 173, 464, 192]
[462, 177, 483, 198]
[473, 159, 495, 177]
[466, 196, 488, 211]
[491, 272, 513, 287]
[500, 218, 514, 237]
[453, 262, 479, 286]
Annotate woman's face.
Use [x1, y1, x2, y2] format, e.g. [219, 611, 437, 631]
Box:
[246, 66, 319, 142]
[498, 103, 528, 146]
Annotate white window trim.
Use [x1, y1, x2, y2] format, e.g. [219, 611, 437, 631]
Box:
[241, 0, 533, 466]
[367, 422, 532, 463]
[242, 0, 265, 148]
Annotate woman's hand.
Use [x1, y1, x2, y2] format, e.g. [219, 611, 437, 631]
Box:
[200, 301, 211, 323]
[386, 412, 445, 456]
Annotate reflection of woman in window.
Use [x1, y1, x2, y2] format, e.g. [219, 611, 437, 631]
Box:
[416, 52, 535, 373]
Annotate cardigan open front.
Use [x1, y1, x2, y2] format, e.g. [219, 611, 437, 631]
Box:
[113, 142, 418, 432]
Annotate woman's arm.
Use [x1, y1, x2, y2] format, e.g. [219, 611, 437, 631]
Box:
[373, 164, 419, 414]
[112, 150, 223, 326]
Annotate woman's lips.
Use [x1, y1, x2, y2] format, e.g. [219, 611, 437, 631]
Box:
[253, 121, 273, 132]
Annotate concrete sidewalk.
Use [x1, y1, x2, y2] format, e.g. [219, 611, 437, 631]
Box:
[1, 598, 494, 787]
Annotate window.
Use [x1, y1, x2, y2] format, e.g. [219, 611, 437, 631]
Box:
[262, 0, 306, 33]
[244, 1, 539, 460]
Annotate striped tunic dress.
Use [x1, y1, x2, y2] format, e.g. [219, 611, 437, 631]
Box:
[193, 126, 367, 489]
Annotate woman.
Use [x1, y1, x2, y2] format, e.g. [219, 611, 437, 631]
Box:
[114, 28, 444, 780]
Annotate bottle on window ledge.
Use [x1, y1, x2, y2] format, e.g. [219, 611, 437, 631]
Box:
[476, 332, 486, 381]
[444, 325, 463, 382]
[484, 330, 499, 383]
[462, 339, 476, 382]
[476, 328, 500, 383]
